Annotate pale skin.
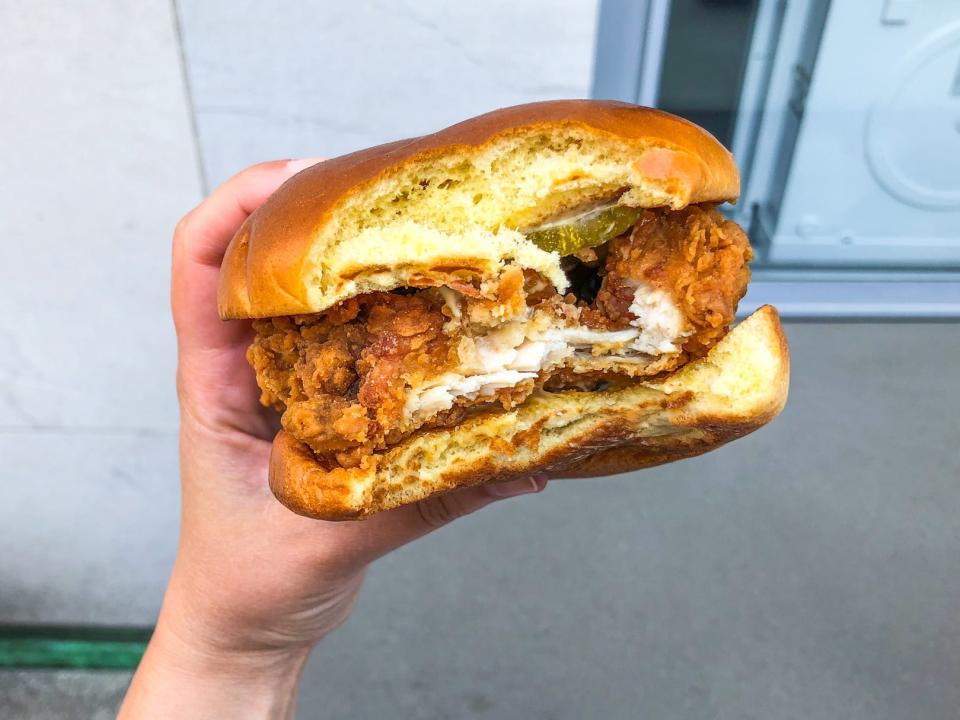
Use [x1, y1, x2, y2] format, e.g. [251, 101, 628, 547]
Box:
[119, 159, 548, 719]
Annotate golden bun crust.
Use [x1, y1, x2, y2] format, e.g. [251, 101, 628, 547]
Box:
[219, 100, 739, 319]
[269, 305, 788, 520]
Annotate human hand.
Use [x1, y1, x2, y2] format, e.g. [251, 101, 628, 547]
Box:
[119, 160, 548, 719]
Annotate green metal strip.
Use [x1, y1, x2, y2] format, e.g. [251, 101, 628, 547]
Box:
[0, 625, 152, 670]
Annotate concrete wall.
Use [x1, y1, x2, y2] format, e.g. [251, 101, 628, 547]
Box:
[1, 0, 195, 625]
[3, 2, 960, 719]
[0, 0, 597, 626]
[177, 0, 597, 187]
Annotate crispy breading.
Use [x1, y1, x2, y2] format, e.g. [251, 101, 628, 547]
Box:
[594, 205, 752, 356]
[249, 204, 752, 464]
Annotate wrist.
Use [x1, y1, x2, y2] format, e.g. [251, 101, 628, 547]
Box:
[120, 607, 310, 720]
[153, 603, 312, 675]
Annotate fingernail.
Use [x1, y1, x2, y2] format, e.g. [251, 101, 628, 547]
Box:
[485, 477, 544, 498]
[285, 157, 325, 173]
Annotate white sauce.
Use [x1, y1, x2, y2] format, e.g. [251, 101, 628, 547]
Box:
[438, 286, 462, 320]
[558, 327, 640, 346]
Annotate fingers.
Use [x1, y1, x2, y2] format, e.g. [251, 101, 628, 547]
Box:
[352, 476, 549, 563]
[172, 158, 323, 355]
[174, 158, 323, 268]
[482, 474, 549, 500]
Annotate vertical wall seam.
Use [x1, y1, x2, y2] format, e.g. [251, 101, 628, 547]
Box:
[170, 0, 209, 196]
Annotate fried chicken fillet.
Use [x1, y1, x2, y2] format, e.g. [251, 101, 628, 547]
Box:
[249, 205, 752, 468]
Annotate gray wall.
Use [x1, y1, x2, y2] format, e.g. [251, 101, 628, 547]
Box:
[0, 0, 597, 625]
[1, 0, 194, 625]
[3, 2, 960, 719]
[178, 0, 597, 188]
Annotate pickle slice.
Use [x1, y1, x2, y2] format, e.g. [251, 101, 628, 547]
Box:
[524, 203, 643, 256]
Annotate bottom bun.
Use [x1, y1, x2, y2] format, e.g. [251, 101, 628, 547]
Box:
[270, 305, 790, 520]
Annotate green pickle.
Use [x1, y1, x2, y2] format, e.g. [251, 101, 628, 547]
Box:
[524, 203, 643, 256]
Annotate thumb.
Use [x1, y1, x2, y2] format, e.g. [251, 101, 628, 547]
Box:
[356, 476, 549, 562]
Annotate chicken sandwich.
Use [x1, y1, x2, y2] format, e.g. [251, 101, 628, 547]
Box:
[218, 101, 789, 519]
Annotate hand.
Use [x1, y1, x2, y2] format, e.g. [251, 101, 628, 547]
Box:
[119, 160, 548, 719]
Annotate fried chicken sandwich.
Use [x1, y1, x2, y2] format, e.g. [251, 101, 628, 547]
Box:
[218, 100, 789, 520]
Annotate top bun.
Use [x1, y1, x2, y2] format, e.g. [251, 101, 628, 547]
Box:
[218, 100, 740, 320]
